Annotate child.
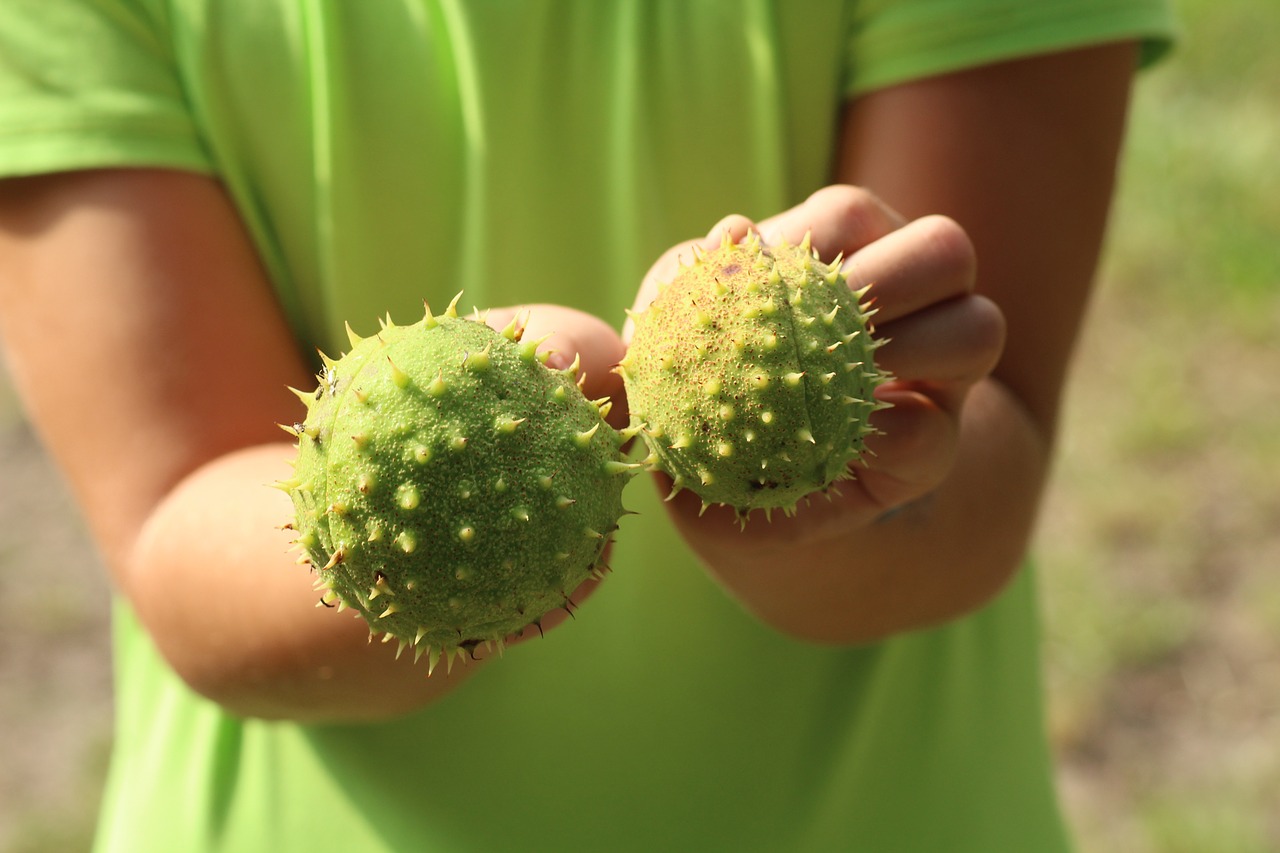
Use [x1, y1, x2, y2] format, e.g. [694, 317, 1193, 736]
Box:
[0, 2, 1174, 850]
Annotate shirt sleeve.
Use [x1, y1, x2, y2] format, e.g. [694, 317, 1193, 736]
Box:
[845, 0, 1178, 96]
[0, 0, 211, 178]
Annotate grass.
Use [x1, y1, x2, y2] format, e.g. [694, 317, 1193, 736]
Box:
[1038, 0, 1280, 850]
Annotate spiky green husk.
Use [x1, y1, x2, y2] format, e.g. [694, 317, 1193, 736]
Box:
[620, 234, 890, 519]
[280, 297, 639, 672]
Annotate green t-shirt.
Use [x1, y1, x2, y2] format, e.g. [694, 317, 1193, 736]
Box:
[0, 2, 1174, 851]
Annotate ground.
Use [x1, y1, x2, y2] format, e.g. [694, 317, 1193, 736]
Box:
[0, 405, 113, 852]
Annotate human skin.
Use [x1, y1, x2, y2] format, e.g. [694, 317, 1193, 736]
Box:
[0, 41, 1137, 721]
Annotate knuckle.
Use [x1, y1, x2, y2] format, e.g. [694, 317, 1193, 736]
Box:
[918, 215, 977, 285]
[800, 185, 896, 245]
[707, 213, 756, 241]
[813, 185, 883, 228]
[956, 296, 1006, 380]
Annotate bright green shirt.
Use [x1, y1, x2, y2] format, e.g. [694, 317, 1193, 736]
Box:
[0, 2, 1174, 851]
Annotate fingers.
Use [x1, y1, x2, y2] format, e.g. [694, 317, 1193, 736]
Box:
[874, 294, 1005, 393]
[758, 185, 907, 259]
[855, 389, 959, 511]
[846, 214, 977, 324]
[485, 304, 629, 429]
[628, 187, 908, 339]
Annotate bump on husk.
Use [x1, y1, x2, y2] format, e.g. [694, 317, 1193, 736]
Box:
[620, 233, 891, 522]
[281, 295, 639, 673]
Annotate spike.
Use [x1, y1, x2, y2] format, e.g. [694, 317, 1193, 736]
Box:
[343, 321, 362, 350]
[463, 344, 492, 372]
[496, 416, 526, 434]
[517, 332, 553, 362]
[499, 311, 527, 341]
[387, 357, 410, 388]
[562, 352, 582, 378]
[573, 423, 600, 447]
[664, 476, 685, 502]
[444, 292, 463, 318]
[287, 385, 317, 406]
[398, 485, 421, 510]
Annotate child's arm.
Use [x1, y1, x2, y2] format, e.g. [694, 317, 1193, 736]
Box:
[640, 42, 1139, 643]
[0, 168, 622, 721]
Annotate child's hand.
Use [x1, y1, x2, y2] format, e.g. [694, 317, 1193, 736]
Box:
[627, 185, 1005, 551]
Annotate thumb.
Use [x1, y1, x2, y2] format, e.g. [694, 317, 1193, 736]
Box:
[485, 304, 629, 430]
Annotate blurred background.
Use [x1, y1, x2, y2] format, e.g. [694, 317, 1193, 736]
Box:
[0, 0, 1276, 850]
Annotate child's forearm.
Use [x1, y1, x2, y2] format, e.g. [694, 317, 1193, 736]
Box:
[125, 442, 481, 721]
[1, 171, 466, 722]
